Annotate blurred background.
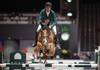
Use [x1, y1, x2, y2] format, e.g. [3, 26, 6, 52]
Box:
[0, 0, 100, 62]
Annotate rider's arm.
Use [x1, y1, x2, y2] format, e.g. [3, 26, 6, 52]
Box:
[49, 10, 57, 27]
[36, 10, 44, 32]
[37, 9, 44, 24]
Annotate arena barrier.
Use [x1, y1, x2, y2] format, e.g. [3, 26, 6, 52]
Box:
[0, 46, 100, 70]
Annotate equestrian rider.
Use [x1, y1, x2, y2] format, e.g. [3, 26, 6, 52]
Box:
[37, 2, 57, 35]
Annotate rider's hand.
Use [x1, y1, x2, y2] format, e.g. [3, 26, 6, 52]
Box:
[49, 25, 52, 29]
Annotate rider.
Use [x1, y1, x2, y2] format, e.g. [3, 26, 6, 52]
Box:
[37, 1, 57, 35]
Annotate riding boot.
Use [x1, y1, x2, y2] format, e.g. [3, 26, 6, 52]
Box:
[54, 34, 57, 44]
[32, 32, 38, 47]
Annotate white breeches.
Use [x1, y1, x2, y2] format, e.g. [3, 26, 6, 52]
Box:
[37, 24, 57, 35]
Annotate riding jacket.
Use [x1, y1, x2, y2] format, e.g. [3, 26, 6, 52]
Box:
[37, 9, 57, 29]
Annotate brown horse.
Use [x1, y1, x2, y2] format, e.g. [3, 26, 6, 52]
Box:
[34, 27, 56, 59]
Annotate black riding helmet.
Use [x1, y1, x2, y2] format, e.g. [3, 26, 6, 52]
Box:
[45, 2, 52, 7]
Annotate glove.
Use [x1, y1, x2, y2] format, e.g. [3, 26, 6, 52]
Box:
[49, 25, 52, 29]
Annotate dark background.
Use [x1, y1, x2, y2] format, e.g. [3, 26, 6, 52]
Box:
[79, 0, 100, 51]
[0, 0, 60, 13]
[0, 0, 100, 52]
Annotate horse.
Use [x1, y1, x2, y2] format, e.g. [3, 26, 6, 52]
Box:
[34, 26, 56, 60]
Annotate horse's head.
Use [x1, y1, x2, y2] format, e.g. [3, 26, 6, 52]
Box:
[36, 27, 56, 58]
[40, 28, 50, 37]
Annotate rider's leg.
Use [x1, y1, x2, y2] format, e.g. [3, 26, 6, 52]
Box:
[37, 24, 42, 32]
[33, 24, 42, 47]
[52, 25, 57, 35]
[52, 25, 57, 44]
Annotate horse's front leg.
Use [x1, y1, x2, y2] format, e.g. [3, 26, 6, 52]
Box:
[47, 43, 56, 57]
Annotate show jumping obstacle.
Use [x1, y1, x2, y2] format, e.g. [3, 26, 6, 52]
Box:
[0, 46, 100, 70]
